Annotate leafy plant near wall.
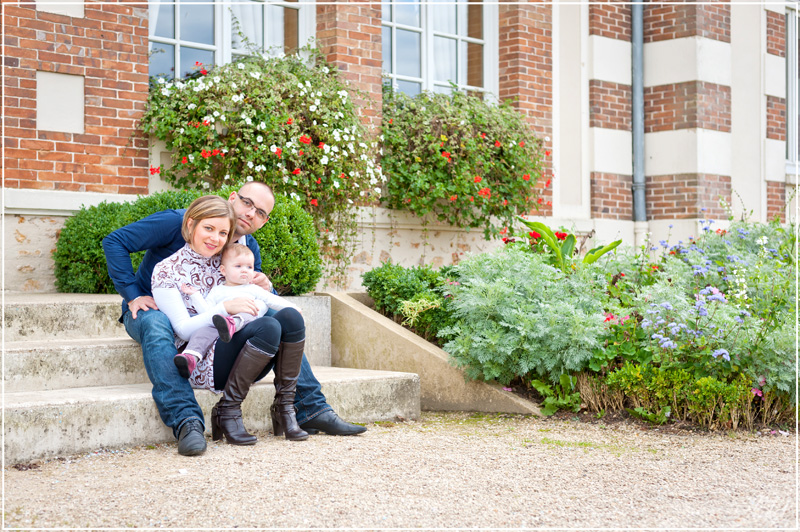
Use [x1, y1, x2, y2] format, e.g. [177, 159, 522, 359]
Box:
[53, 187, 321, 296]
[140, 46, 383, 285]
[381, 85, 547, 238]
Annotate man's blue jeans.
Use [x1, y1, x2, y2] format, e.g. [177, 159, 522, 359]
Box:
[123, 309, 331, 438]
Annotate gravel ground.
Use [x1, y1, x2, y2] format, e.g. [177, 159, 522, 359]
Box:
[4, 411, 797, 530]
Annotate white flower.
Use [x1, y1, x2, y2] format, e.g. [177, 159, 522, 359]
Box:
[320, 155, 329, 165]
[312, 120, 317, 125]
[347, 199, 353, 204]
[161, 88, 169, 96]
[231, 82, 238, 90]
[214, 76, 220, 83]
[270, 144, 277, 153]
[213, 111, 220, 117]
[157, 77, 166, 84]
[256, 135, 263, 143]
[220, 115, 226, 121]
[290, 191, 300, 200]
[259, 122, 266, 130]
[331, 146, 339, 153]
[283, 176, 290, 184]
[246, 175, 253, 182]
[245, 118, 252, 125]
[187, 103, 197, 110]
[374, 187, 381, 194]
[202, 182, 210, 189]
[188, 154, 195, 162]
[224, 174, 230, 180]
[337, 90, 348, 99]
[322, 66, 329, 74]
[333, 179, 340, 189]
[323, 144, 331, 153]
[309, 105, 317, 112]
[314, 99, 320, 106]
[247, 161, 254, 169]
[179, 128, 185, 134]
[250, 72, 260, 80]
[305, 80, 311, 87]
[238, 63, 245, 69]
[297, 83, 304, 89]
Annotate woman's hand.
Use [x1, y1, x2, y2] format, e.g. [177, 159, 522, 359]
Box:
[223, 297, 260, 316]
[180, 283, 198, 295]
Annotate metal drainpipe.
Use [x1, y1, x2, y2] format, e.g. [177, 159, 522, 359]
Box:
[632, 1, 649, 248]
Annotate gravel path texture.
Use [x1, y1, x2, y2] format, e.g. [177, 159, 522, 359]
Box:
[4, 411, 797, 530]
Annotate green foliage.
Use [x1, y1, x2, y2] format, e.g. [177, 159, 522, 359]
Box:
[531, 375, 581, 416]
[251, 194, 322, 296]
[439, 248, 609, 385]
[141, 47, 383, 284]
[361, 262, 455, 343]
[513, 218, 621, 272]
[381, 86, 545, 238]
[53, 189, 321, 295]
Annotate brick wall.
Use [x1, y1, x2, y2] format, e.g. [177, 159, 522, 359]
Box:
[646, 173, 731, 219]
[766, 95, 787, 141]
[766, 181, 787, 222]
[644, 81, 731, 133]
[590, 80, 632, 131]
[316, 2, 382, 129]
[766, 10, 786, 57]
[499, 3, 553, 216]
[3, 3, 150, 194]
[589, 2, 631, 40]
[644, 2, 731, 44]
[591, 173, 633, 219]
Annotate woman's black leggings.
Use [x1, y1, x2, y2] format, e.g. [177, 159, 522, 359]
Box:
[213, 307, 305, 391]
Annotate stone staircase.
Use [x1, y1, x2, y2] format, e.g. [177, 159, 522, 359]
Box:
[3, 293, 420, 464]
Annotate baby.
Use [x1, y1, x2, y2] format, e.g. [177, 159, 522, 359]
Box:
[174, 243, 300, 378]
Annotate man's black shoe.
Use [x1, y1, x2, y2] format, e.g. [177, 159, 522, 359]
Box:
[299, 411, 367, 436]
[177, 419, 207, 456]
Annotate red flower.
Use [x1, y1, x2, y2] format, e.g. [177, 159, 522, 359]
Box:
[545, 150, 551, 156]
[494, 140, 501, 147]
[546, 201, 552, 207]
[340, 172, 347, 179]
[604, 313, 615, 323]
[310, 199, 318, 207]
[555, 231, 568, 241]
[651, 265, 659, 270]
[481, 132, 486, 139]
[203, 119, 209, 126]
[150, 165, 160, 175]
[318, 142, 325, 149]
[522, 174, 530, 181]
[620, 272, 625, 277]
[469, 196, 474, 202]
[200, 149, 210, 158]
[298, 150, 304, 156]
[473, 175, 482, 183]
[500, 227, 508, 235]
[292, 168, 301, 175]
[503, 199, 508, 206]
[519, 141, 525, 147]
[546, 179, 551, 187]
[195, 61, 202, 66]
[449, 195, 457, 201]
[389, 118, 393, 124]
[477, 187, 491, 199]
[441, 151, 451, 158]
[316, 178, 321, 184]
[211, 148, 220, 156]
[529, 231, 541, 240]
[299, 135, 312, 144]
[537, 198, 543, 204]
[200, 69, 208, 75]
[181, 156, 188, 164]
[275, 148, 282, 158]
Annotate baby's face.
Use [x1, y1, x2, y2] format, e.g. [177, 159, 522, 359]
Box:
[221, 253, 255, 286]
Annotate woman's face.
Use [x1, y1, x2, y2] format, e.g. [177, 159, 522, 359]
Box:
[188, 217, 231, 258]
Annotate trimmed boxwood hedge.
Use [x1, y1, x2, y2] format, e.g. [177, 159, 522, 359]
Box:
[53, 187, 322, 296]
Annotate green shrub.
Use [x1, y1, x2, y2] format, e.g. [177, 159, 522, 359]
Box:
[53, 188, 322, 295]
[381, 86, 545, 238]
[440, 248, 609, 385]
[251, 194, 322, 296]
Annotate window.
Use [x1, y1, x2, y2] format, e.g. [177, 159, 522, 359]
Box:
[787, 6, 799, 169]
[148, 0, 312, 80]
[381, 0, 498, 98]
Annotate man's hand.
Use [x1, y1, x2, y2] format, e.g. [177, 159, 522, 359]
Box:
[252, 272, 273, 292]
[129, 296, 158, 319]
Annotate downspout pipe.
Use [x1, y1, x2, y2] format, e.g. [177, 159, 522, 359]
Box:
[632, 1, 649, 247]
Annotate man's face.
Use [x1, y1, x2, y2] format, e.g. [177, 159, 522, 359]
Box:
[229, 185, 275, 237]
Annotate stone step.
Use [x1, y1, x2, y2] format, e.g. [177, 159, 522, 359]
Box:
[3, 293, 333, 366]
[5, 337, 148, 393]
[4, 366, 420, 464]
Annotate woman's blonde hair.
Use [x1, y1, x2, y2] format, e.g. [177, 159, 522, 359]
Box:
[182, 195, 237, 252]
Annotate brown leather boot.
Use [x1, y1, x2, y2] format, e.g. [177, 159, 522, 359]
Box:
[211, 340, 275, 445]
[270, 340, 309, 441]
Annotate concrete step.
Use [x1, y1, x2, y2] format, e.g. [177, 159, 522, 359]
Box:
[4, 366, 420, 464]
[5, 337, 148, 392]
[3, 293, 333, 366]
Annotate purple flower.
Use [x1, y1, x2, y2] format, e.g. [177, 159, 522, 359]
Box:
[698, 307, 708, 317]
[707, 293, 726, 303]
[660, 302, 673, 310]
[712, 349, 730, 361]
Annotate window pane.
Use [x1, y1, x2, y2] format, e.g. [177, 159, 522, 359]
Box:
[433, 36, 456, 82]
[395, 0, 420, 27]
[381, 1, 391, 22]
[382, 26, 392, 73]
[150, 0, 174, 39]
[464, 41, 483, 87]
[396, 29, 420, 77]
[433, 84, 453, 95]
[282, 6, 299, 54]
[397, 80, 421, 97]
[433, 0, 456, 33]
[149, 42, 175, 78]
[180, 0, 214, 45]
[180, 47, 214, 78]
[467, 0, 483, 39]
[231, 1, 263, 50]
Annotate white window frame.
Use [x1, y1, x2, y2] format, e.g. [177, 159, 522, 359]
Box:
[786, 4, 799, 174]
[148, 0, 315, 79]
[381, 1, 499, 99]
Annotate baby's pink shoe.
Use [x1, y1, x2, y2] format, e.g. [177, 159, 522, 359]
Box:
[213, 314, 237, 343]
[174, 353, 197, 379]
